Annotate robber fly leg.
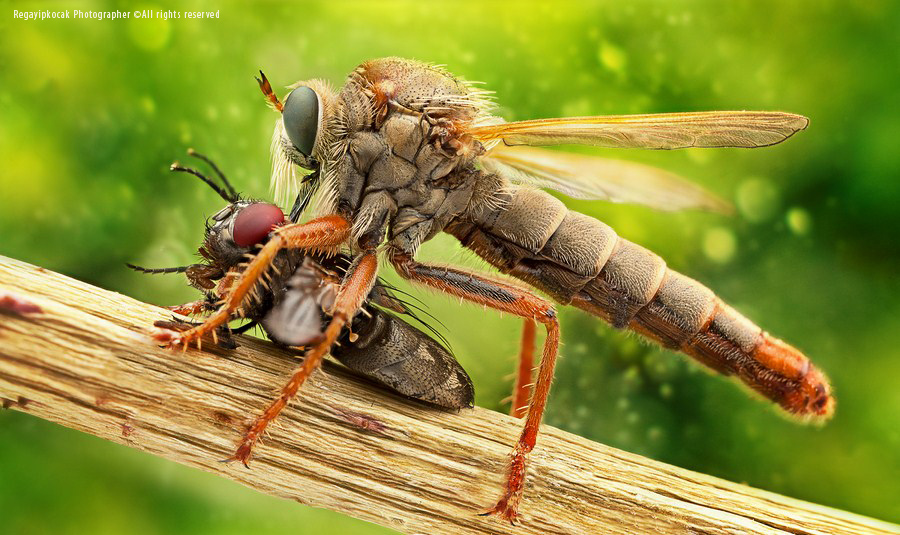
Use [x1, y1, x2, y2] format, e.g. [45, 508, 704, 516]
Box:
[510, 319, 536, 419]
[167, 299, 212, 316]
[227, 251, 378, 466]
[389, 252, 559, 524]
[161, 215, 350, 351]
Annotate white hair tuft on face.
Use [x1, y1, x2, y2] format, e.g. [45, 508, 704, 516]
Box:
[270, 118, 298, 208]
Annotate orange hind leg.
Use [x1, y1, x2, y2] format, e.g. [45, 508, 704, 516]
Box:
[390, 252, 559, 524]
[510, 319, 536, 419]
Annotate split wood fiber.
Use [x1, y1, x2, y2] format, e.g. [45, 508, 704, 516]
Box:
[0, 256, 897, 535]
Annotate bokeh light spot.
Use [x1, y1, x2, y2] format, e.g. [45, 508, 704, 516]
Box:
[139, 96, 156, 115]
[178, 121, 192, 144]
[598, 41, 627, 72]
[128, 10, 171, 51]
[737, 177, 780, 222]
[786, 207, 812, 235]
[659, 383, 673, 399]
[703, 226, 737, 263]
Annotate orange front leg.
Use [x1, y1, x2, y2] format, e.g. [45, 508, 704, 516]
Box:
[389, 252, 559, 524]
[228, 251, 379, 465]
[160, 215, 350, 350]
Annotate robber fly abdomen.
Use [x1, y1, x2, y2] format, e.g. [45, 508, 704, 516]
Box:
[446, 183, 831, 417]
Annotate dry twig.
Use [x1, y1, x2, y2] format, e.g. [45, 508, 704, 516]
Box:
[0, 256, 896, 535]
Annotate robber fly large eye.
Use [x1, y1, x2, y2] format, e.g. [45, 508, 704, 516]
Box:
[282, 86, 320, 157]
[232, 203, 285, 247]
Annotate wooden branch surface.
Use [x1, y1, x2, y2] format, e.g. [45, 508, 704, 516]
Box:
[0, 255, 896, 535]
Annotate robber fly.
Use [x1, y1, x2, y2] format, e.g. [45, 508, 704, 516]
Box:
[159, 58, 833, 523]
[131, 150, 474, 414]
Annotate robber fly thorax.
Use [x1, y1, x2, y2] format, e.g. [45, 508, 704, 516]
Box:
[268, 60, 494, 255]
[161, 57, 833, 523]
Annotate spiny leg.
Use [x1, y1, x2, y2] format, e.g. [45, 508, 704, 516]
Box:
[390, 252, 559, 524]
[162, 215, 350, 350]
[228, 251, 379, 465]
[510, 319, 536, 419]
[167, 299, 211, 316]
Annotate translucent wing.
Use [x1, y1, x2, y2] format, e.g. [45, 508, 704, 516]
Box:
[468, 111, 809, 149]
[261, 259, 335, 346]
[261, 286, 324, 346]
[481, 145, 732, 213]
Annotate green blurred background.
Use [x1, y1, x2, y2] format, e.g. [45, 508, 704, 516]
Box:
[2, 1, 898, 533]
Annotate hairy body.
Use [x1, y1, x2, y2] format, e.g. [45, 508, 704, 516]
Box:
[166, 58, 830, 523]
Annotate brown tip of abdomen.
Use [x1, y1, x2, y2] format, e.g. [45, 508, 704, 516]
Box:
[754, 334, 835, 421]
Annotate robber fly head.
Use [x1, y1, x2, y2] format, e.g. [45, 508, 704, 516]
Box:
[256, 71, 349, 209]
[256, 71, 331, 170]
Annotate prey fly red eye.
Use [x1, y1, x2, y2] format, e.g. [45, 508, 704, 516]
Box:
[233, 203, 285, 247]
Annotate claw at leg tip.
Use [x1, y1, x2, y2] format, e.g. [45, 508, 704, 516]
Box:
[221, 453, 252, 468]
[478, 504, 518, 525]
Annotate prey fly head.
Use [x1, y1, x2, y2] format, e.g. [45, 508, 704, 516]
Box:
[128, 149, 287, 288]
[200, 199, 286, 271]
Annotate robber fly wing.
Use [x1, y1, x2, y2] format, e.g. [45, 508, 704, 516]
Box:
[481, 144, 733, 213]
[467, 111, 809, 149]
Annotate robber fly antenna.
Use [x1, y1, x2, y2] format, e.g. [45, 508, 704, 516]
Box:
[186, 149, 239, 201]
[256, 70, 284, 112]
[126, 263, 191, 274]
[169, 162, 239, 203]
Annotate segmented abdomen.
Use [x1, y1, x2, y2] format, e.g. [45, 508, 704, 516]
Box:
[333, 311, 475, 410]
[446, 184, 833, 419]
